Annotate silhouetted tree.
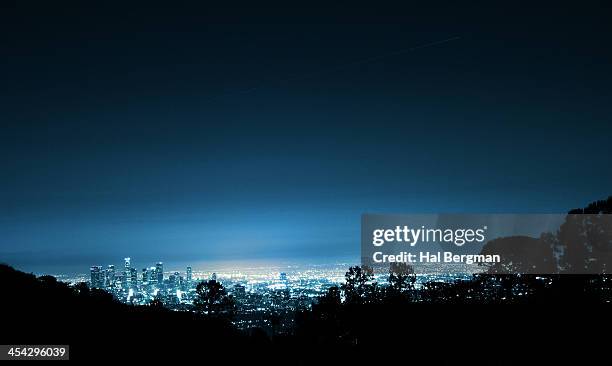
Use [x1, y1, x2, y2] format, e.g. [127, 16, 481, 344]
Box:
[312, 286, 342, 328]
[340, 266, 373, 304]
[193, 280, 236, 317]
[319, 286, 342, 308]
[558, 213, 612, 274]
[477, 197, 612, 275]
[480, 236, 556, 274]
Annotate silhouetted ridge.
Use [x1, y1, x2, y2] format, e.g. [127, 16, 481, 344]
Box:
[0, 264, 257, 362]
[569, 196, 612, 214]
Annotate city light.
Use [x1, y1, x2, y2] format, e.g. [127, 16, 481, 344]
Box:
[85, 257, 358, 331]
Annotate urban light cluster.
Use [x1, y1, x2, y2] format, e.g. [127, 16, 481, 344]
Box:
[86, 258, 353, 331]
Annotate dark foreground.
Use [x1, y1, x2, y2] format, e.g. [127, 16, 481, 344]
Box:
[1, 264, 610, 365]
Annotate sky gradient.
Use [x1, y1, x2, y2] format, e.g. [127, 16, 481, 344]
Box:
[1, 1, 612, 272]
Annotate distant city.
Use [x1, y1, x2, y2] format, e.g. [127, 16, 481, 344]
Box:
[83, 257, 471, 332]
[85, 258, 352, 331]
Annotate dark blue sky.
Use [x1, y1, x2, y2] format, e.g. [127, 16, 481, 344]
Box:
[1, 1, 611, 271]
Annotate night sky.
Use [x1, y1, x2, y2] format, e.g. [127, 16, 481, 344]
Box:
[1, 1, 611, 272]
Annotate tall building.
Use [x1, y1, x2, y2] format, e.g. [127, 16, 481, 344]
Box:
[90, 266, 103, 289]
[172, 271, 182, 289]
[124, 257, 131, 289]
[106, 265, 115, 287]
[130, 267, 138, 289]
[117, 273, 126, 288]
[148, 266, 157, 285]
[142, 268, 149, 283]
[156, 262, 164, 285]
[211, 272, 217, 281]
[185, 267, 193, 288]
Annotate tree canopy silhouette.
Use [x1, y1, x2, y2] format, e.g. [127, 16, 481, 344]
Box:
[193, 279, 236, 318]
[341, 266, 376, 304]
[556, 196, 612, 273]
